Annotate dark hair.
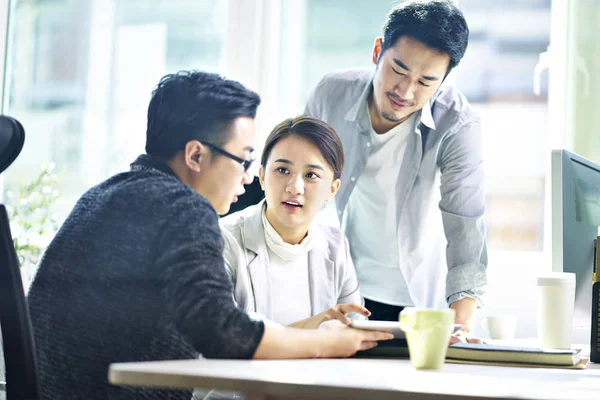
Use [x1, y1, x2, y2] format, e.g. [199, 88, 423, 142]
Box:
[260, 116, 344, 180]
[145, 70, 261, 159]
[381, 0, 469, 72]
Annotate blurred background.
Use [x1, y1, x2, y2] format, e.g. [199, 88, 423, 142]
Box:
[0, 1, 599, 336]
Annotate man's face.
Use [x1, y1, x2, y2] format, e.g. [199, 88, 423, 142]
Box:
[370, 36, 450, 129]
[199, 117, 256, 215]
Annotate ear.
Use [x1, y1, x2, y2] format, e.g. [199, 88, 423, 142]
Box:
[372, 37, 383, 65]
[183, 140, 205, 172]
[258, 166, 266, 191]
[326, 178, 341, 203]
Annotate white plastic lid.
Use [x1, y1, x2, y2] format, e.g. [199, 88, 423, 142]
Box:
[537, 272, 576, 287]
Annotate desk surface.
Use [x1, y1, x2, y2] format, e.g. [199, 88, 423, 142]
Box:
[109, 357, 600, 400]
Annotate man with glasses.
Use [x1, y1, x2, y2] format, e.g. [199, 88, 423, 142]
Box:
[305, 0, 487, 340]
[27, 70, 392, 400]
[201, 142, 255, 171]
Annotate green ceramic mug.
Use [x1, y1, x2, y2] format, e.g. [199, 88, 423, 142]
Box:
[399, 307, 456, 370]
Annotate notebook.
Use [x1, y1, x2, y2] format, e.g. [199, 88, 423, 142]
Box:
[446, 342, 582, 366]
[445, 357, 590, 369]
[356, 342, 586, 369]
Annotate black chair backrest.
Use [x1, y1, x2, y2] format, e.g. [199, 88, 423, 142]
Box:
[0, 204, 39, 399]
[222, 175, 264, 217]
[0, 115, 37, 399]
[0, 116, 24, 174]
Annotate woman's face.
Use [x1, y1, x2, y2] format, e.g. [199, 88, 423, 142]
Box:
[259, 135, 341, 243]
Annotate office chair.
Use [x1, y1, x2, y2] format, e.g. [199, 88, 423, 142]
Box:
[222, 175, 265, 217]
[0, 115, 39, 400]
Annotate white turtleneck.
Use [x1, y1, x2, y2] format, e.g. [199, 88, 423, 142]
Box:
[262, 206, 313, 326]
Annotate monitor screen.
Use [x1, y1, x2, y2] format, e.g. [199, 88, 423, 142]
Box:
[552, 149, 600, 344]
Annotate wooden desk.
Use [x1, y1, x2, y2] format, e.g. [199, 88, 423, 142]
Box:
[109, 357, 600, 400]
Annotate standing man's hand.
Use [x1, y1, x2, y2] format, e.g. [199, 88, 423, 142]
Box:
[449, 297, 483, 344]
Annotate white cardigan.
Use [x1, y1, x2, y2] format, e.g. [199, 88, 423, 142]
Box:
[219, 200, 363, 320]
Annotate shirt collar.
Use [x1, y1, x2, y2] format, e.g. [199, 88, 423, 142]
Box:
[419, 99, 436, 130]
[130, 154, 180, 180]
[344, 69, 437, 131]
[344, 69, 375, 124]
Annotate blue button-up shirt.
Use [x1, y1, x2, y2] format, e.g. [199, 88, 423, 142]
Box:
[305, 68, 487, 308]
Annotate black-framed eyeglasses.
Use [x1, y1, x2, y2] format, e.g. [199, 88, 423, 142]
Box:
[201, 142, 254, 172]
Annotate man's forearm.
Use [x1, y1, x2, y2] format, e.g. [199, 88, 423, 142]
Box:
[287, 316, 318, 329]
[253, 325, 326, 359]
[450, 297, 478, 331]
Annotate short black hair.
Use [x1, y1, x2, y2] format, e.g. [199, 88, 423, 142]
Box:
[381, 0, 469, 72]
[261, 116, 344, 180]
[145, 70, 261, 159]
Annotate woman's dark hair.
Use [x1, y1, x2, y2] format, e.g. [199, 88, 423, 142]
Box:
[145, 70, 260, 159]
[381, 0, 469, 73]
[260, 116, 344, 180]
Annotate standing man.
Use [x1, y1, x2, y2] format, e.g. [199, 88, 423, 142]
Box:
[305, 0, 487, 336]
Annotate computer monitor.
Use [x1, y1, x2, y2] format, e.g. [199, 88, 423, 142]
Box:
[551, 149, 600, 344]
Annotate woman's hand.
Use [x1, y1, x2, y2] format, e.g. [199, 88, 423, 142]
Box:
[288, 303, 371, 329]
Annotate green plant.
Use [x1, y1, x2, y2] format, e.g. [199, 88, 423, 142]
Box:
[5, 163, 61, 267]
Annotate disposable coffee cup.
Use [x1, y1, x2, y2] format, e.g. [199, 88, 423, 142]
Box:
[537, 272, 576, 349]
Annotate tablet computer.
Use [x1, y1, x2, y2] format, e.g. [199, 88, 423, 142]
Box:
[350, 320, 462, 339]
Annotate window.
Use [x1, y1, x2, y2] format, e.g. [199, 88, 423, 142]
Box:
[276, 0, 393, 120]
[1, 0, 595, 257]
[458, 0, 551, 251]
[273, 0, 552, 251]
[3, 0, 226, 221]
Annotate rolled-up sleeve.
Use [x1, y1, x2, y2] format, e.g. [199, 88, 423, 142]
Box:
[438, 121, 488, 307]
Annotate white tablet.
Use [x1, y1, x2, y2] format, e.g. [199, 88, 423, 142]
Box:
[350, 320, 462, 339]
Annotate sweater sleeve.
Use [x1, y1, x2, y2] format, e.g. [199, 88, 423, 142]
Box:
[156, 195, 264, 359]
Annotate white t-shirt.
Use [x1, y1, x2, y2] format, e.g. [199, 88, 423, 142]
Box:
[345, 113, 416, 306]
[261, 208, 313, 326]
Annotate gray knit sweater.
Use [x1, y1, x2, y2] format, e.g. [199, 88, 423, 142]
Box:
[27, 154, 265, 399]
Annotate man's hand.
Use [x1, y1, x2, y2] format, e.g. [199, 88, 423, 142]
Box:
[288, 303, 371, 330]
[449, 328, 483, 345]
[253, 319, 393, 359]
[450, 297, 483, 344]
[318, 320, 394, 357]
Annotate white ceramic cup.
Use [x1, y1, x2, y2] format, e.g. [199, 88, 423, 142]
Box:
[481, 314, 518, 340]
[537, 272, 576, 349]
